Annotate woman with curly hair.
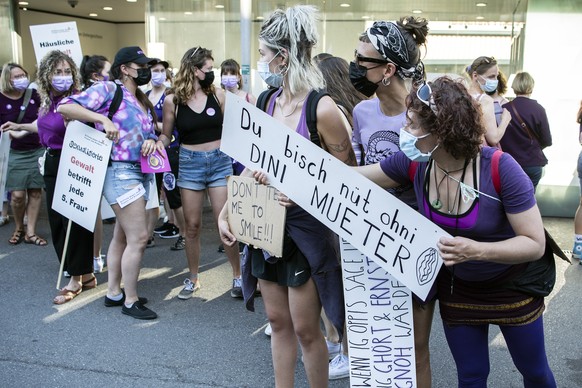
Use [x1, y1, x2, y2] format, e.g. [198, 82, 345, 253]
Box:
[58, 47, 159, 319]
[218, 5, 355, 387]
[359, 76, 555, 387]
[159, 47, 241, 299]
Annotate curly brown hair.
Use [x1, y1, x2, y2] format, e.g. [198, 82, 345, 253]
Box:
[36, 50, 81, 111]
[407, 76, 485, 160]
[173, 46, 214, 105]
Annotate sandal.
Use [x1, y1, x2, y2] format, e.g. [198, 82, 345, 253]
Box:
[24, 234, 48, 246]
[82, 275, 97, 290]
[53, 287, 82, 305]
[9, 229, 24, 245]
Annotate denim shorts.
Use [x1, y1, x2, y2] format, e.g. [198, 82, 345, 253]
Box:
[177, 147, 232, 191]
[103, 161, 153, 206]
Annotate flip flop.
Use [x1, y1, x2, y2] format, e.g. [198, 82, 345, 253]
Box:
[9, 229, 24, 245]
[24, 234, 48, 246]
[53, 287, 82, 305]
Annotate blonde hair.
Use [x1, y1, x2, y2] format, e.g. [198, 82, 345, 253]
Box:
[0, 63, 28, 94]
[259, 5, 325, 95]
[36, 50, 81, 111]
[511, 71, 534, 95]
[173, 46, 215, 105]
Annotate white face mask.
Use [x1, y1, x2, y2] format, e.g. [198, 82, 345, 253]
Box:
[399, 129, 438, 163]
[257, 51, 284, 88]
[151, 72, 166, 87]
[478, 75, 498, 93]
[12, 78, 29, 91]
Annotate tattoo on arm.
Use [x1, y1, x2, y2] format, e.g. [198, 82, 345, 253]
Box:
[343, 152, 357, 166]
[326, 137, 351, 153]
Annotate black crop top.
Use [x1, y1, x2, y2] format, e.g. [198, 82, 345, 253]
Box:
[176, 93, 223, 145]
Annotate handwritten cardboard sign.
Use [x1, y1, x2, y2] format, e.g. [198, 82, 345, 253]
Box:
[52, 121, 111, 232]
[227, 175, 286, 256]
[221, 93, 448, 301]
[341, 239, 416, 387]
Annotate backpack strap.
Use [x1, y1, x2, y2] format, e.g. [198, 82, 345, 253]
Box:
[491, 149, 503, 195]
[408, 161, 419, 182]
[107, 83, 123, 121]
[15, 88, 33, 124]
[256, 88, 279, 112]
[305, 90, 328, 148]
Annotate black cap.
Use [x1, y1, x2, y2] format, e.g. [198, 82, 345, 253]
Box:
[151, 58, 170, 69]
[112, 46, 155, 68]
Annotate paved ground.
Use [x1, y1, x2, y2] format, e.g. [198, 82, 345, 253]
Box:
[0, 205, 581, 387]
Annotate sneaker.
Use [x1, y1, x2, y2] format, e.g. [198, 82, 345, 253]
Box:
[177, 278, 200, 300]
[264, 323, 272, 337]
[170, 236, 185, 251]
[159, 225, 179, 239]
[63, 271, 71, 278]
[329, 354, 349, 380]
[146, 236, 155, 248]
[230, 277, 243, 298]
[326, 340, 341, 360]
[93, 255, 104, 273]
[572, 242, 582, 260]
[217, 243, 225, 253]
[0, 215, 9, 227]
[121, 301, 157, 320]
[154, 221, 174, 235]
[104, 290, 148, 307]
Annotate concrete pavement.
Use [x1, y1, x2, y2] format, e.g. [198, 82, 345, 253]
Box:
[0, 208, 581, 387]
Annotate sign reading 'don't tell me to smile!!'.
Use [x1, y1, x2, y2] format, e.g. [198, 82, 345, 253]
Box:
[221, 93, 449, 301]
[52, 121, 111, 232]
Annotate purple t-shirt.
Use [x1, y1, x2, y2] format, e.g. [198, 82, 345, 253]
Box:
[379, 147, 536, 281]
[352, 98, 416, 207]
[60, 81, 156, 162]
[37, 94, 68, 149]
[0, 89, 41, 151]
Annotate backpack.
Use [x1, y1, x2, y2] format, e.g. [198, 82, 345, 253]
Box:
[256, 88, 328, 148]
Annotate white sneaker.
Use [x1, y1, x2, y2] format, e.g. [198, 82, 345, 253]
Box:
[177, 278, 200, 300]
[329, 354, 349, 380]
[326, 339, 341, 360]
[93, 255, 104, 273]
[264, 323, 272, 337]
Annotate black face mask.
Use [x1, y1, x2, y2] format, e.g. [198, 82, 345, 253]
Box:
[349, 61, 381, 97]
[133, 68, 152, 86]
[199, 70, 215, 88]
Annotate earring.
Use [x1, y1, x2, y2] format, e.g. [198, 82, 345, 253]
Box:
[382, 77, 391, 86]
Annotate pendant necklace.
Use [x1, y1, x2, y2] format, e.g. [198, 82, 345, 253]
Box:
[276, 93, 308, 117]
[431, 161, 466, 212]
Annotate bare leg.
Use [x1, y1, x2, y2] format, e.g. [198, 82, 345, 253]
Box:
[24, 189, 42, 237]
[289, 278, 328, 388]
[414, 299, 436, 388]
[94, 212, 103, 257]
[10, 190, 25, 233]
[180, 188, 206, 279]
[172, 206, 186, 237]
[208, 186, 240, 278]
[260, 279, 296, 388]
[146, 206, 159, 238]
[574, 197, 582, 235]
[322, 309, 339, 343]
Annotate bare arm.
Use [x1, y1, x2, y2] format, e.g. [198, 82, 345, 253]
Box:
[479, 95, 509, 145]
[0, 120, 38, 133]
[57, 103, 119, 141]
[355, 163, 400, 189]
[315, 96, 357, 166]
[438, 205, 545, 266]
[159, 93, 176, 149]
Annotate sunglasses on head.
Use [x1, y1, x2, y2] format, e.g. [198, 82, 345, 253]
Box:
[416, 82, 438, 114]
[354, 49, 389, 65]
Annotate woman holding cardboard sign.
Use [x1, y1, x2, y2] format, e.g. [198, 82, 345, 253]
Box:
[358, 76, 555, 387]
[58, 46, 159, 320]
[219, 5, 355, 388]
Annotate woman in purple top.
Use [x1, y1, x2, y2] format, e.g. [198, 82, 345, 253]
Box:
[500, 72, 552, 189]
[0, 63, 46, 247]
[58, 46, 159, 320]
[8, 51, 97, 304]
[359, 77, 555, 387]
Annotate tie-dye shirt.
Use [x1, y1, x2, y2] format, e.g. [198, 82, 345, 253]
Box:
[59, 80, 156, 162]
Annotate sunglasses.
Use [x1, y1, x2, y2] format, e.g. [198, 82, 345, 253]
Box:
[354, 49, 388, 65]
[417, 82, 438, 114]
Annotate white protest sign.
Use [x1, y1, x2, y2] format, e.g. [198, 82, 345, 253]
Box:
[341, 239, 416, 388]
[52, 121, 111, 232]
[227, 175, 286, 256]
[221, 93, 447, 300]
[30, 21, 83, 67]
[0, 132, 11, 196]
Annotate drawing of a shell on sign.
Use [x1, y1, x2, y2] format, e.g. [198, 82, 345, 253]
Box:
[416, 247, 438, 285]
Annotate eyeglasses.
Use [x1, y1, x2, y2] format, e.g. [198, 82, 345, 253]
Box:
[417, 82, 438, 115]
[354, 49, 388, 65]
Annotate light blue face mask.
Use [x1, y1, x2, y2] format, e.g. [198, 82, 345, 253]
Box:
[399, 128, 438, 163]
[478, 75, 498, 93]
[257, 51, 284, 88]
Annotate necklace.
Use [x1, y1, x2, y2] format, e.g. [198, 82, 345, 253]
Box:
[276, 93, 308, 117]
[432, 160, 469, 214]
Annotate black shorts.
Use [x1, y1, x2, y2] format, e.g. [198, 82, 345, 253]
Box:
[160, 146, 182, 209]
[250, 234, 311, 287]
